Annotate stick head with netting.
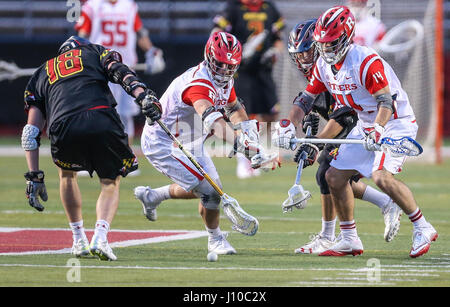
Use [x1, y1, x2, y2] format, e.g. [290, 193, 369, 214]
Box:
[221, 193, 259, 236]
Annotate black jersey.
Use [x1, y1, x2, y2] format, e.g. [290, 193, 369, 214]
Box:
[24, 44, 118, 133]
[213, 0, 284, 70]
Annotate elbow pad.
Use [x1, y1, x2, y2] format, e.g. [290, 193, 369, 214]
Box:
[21, 124, 41, 151]
[107, 62, 147, 96]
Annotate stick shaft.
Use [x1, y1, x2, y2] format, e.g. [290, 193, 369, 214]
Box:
[293, 138, 365, 145]
[156, 119, 224, 196]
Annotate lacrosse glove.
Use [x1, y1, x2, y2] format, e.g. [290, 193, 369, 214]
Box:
[294, 143, 320, 168]
[24, 170, 47, 212]
[135, 89, 162, 125]
[302, 112, 320, 136]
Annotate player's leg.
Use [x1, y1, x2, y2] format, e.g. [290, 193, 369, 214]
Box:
[372, 169, 437, 257]
[351, 179, 402, 242]
[295, 159, 336, 254]
[58, 168, 90, 258]
[320, 166, 364, 256]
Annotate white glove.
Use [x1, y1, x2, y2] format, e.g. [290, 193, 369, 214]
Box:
[272, 119, 297, 150]
[234, 120, 260, 160]
[363, 123, 385, 151]
[145, 47, 166, 75]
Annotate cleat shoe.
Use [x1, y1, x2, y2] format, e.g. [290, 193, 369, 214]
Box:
[89, 236, 117, 261]
[409, 223, 438, 258]
[71, 238, 91, 258]
[208, 232, 236, 255]
[294, 234, 335, 254]
[319, 237, 364, 257]
[134, 186, 160, 222]
[382, 200, 403, 242]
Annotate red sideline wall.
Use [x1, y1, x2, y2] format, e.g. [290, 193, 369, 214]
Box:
[444, 53, 450, 137]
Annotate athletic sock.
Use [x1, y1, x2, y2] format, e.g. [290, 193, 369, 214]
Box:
[69, 220, 87, 242]
[408, 208, 428, 229]
[362, 185, 391, 210]
[153, 185, 171, 203]
[320, 218, 336, 241]
[206, 226, 222, 238]
[340, 220, 358, 241]
[94, 220, 110, 242]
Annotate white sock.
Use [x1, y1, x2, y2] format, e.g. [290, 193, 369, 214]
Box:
[340, 220, 358, 241]
[94, 220, 110, 242]
[408, 208, 428, 229]
[153, 185, 171, 203]
[206, 226, 221, 238]
[320, 218, 336, 241]
[362, 185, 391, 210]
[69, 220, 87, 242]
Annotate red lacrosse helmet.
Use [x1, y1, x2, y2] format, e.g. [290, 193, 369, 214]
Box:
[204, 31, 242, 87]
[314, 6, 356, 65]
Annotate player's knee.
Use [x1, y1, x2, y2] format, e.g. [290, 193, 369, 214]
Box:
[372, 171, 393, 190]
[316, 165, 330, 195]
[325, 167, 344, 190]
[192, 180, 222, 210]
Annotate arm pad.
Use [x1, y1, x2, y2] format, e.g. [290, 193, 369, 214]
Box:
[21, 124, 41, 151]
[293, 92, 315, 114]
[202, 106, 224, 134]
[106, 62, 147, 96]
[375, 93, 394, 112]
[223, 97, 245, 119]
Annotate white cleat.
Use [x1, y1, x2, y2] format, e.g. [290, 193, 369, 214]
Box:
[127, 169, 141, 177]
[208, 232, 236, 255]
[294, 234, 335, 254]
[89, 236, 117, 261]
[382, 200, 403, 242]
[319, 237, 364, 257]
[410, 223, 438, 258]
[71, 238, 91, 258]
[134, 186, 161, 222]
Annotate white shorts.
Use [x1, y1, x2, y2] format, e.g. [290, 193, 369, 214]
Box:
[330, 117, 418, 178]
[141, 125, 219, 192]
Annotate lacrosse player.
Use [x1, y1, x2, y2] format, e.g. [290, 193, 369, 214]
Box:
[212, 0, 285, 179]
[273, 6, 437, 258]
[22, 36, 162, 261]
[134, 32, 262, 255]
[283, 20, 402, 255]
[76, 0, 165, 174]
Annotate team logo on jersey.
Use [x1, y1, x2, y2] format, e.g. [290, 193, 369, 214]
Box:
[227, 53, 232, 60]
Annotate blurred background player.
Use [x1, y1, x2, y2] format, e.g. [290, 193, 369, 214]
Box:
[347, 0, 386, 47]
[134, 32, 262, 255]
[285, 20, 402, 255]
[75, 0, 165, 176]
[22, 35, 162, 261]
[212, 0, 285, 179]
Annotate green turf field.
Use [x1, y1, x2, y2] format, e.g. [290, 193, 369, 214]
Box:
[0, 154, 449, 287]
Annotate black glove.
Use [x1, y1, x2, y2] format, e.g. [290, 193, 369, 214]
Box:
[135, 89, 162, 125]
[302, 112, 320, 136]
[293, 143, 320, 168]
[24, 170, 47, 212]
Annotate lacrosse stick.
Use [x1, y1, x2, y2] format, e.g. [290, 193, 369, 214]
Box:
[282, 126, 312, 213]
[242, 30, 268, 61]
[0, 61, 37, 82]
[154, 118, 259, 236]
[0, 60, 150, 82]
[292, 136, 423, 157]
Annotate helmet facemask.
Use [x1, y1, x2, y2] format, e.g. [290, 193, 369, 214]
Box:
[205, 54, 239, 87]
[316, 32, 352, 65]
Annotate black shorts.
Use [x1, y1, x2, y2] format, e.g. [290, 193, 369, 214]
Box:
[49, 108, 137, 179]
[233, 68, 278, 116]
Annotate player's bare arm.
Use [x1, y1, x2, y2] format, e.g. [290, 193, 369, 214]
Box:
[317, 119, 344, 139]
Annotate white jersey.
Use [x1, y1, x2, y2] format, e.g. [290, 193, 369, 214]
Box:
[76, 0, 141, 66]
[353, 15, 386, 47]
[144, 61, 236, 153]
[309, 44, 415, 128]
